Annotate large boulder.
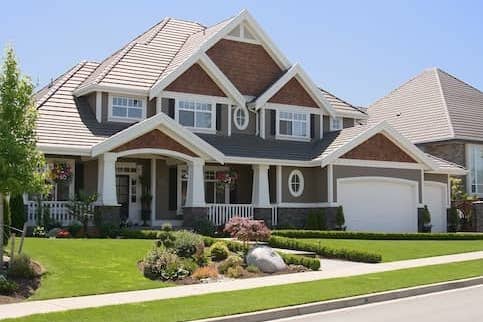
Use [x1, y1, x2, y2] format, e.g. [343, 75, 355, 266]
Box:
[246, 245, 287, 273]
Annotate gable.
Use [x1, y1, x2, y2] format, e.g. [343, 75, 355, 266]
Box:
[268, 77, 318, 108]
[165, 63, 226, 97]
[341, 133, 417, 163]
[111, 129, 198, 157]
[206, 39, 283, 96]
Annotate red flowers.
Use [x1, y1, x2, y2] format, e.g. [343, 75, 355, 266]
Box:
[56, 229, 71, 238]
[50, 163, 73, 183]
[224, 217, 271, 243]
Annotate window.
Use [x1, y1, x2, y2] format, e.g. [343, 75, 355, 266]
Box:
[177, 100, 215, 131]
[277, 111, 309, 140]
[109, 95, 145, 122]
[330, 117, 343, 131]
[234, 106, 248, 130]
[179, 167, 229, 207]
[288, 169, 304, 197]
[469, 144, 483, 195]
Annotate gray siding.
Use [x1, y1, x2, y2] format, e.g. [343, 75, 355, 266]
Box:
[218, 103, 229, 135]
[231, 164, 252, 203]
[323, 115, 331, 134]
[231, 107, 256, 135]
[86, 92, 97, 119]
[147, 98, 156, 118]
[83, 159, 98, 195]
[265, 109, 274, 140]
[161, 97, 171, 115]
[343, 117, 355, 128]
[333, 165, 422, 203]
[425, 173, 448, 184]
[102, 92, 108, 122]
[268, 166, 276, 203]
[281, 166, 326, 203]
[156, 159, 177, 220]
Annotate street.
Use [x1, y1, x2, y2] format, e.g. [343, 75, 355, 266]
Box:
[269, 285, 483, 322]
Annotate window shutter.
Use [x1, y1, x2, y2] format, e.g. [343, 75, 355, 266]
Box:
[310, 114, 315, 139]
[270, 110, 276, 136]
[216, 104, 222, 131]
[168, 98, 175, 119]
[168, 167, 177, 211]
[74, 162, 84, 195]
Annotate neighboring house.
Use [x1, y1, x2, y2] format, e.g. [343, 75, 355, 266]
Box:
[30, 10, 463, 233]
[369, 68, 482, 197]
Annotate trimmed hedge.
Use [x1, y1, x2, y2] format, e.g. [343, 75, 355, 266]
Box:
[278, 252, 321, 271]
[203, 236, 248, 253]
[273, 230, 483, 241]
[120, 229, 161, 239]
[269, 236, 382, 263]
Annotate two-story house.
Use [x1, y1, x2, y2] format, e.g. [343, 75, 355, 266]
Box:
[31, 10, 463, 232]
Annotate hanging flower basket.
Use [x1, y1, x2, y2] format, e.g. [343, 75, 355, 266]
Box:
[216, 170, 238, 190]
[50, 162, 73, 183]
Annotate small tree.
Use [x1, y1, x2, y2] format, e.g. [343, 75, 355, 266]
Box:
[448, 207, 459, 232]
[335, 206, 346, 230]
[224, 217, 271, 247]
[67, 191, 98, 237]
[0, 46, 50, 269]
[422, 205, 432, 232]
[10, 194, 25, 229]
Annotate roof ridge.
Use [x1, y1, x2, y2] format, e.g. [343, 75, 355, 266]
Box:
[143, 17, 171, 45]
[434, 68, 456, 139]
[425, 153, 465, 169]
[36, 61, 89, 109]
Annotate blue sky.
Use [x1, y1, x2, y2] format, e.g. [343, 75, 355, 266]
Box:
[1, 0, 482, 106]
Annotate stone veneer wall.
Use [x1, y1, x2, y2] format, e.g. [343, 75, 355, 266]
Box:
[275, 207, 338, 229]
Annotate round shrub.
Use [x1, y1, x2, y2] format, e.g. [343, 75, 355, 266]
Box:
[172, 230, 204, 258]
[246, 265, 260, 273]
[0, 275, 17, 295]
[8, 254, 35, 279]
[192, 218, 216, 237]
[161, 223, 173, 232]
[209, 241, 229, 261]
[226, 265, 245, 278]
[192, 265, 218, 280]
[156, 231, 175, 248]
[218, 255, 243, 274]
[143, 247, 189, 281]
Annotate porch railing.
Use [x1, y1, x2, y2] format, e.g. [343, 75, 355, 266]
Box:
[26, 201, 84, 226]
[207, 204, 254, 226]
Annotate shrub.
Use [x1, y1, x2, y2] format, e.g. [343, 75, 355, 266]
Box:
[68, 223, 82, 237]
[179, 258, 198, 274]
[335, 206, 346, 230]
[161, 223, 173, 232]
[218, 255, 244, 274]
[172, 230, 204, 258]
[268, 236, 382, 263]
[192, 218, 216, 237]
[8, 254, 36, 278]
[56, 229, 71, 238]
[32, 226, 46, 238]
[10, 194, 25, 230]
[100, 224, 120, 238]
[246, 265, 260, 273]
[192, 265, 218, 280]
[209, 241, 229, 261]
[448, 207, 459, 232]
[143, 247, 189, 281]
[203, 237, 249, 254]
[272, 229, 483, 240]
[120, 229, 160, 239]
[226, 265, 245, 278]
[279, 253, 321, 271]
[0, 275, 17, 295]
[305, 210, 326, 230]
[224, 217, 271, 243]
[156, 231, 176, 248]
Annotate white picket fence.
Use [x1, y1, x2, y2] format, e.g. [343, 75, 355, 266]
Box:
[207, 204, 254, 226]
[26, 201, 91, 226]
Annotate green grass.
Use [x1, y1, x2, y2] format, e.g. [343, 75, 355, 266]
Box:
[302, 238, 483, 262]
[19, 238, 167, 300]
[6, 259, 483, 322]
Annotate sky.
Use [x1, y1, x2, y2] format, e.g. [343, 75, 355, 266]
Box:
[1, 0, 482, 107]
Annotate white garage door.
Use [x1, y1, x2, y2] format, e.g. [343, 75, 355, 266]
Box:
[424, 182, 448, 233]
[338, 177, 418, 232]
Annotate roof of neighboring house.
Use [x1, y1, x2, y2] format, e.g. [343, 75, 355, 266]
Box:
[425, 154, 467, 175]
[368, 68, 483, 143]
[319, 88, 366, 116]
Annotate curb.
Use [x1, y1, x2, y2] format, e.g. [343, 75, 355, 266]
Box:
[196, 276, 483, 322]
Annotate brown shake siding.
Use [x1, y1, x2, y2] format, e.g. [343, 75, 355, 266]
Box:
[333, 165, 422, 203]
[282, 166, 326, 203]
[268, 78, 318, 108]
[165, 63, 226, 97]
[206, 39, 283, 96]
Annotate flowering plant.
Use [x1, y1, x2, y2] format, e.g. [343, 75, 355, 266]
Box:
[50, 163, 73, 183]
[224, 217, 271, 245]
[216, 170, 238, 190]
[56, 229, 71, 238]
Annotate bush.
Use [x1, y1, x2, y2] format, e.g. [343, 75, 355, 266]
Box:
[172, 230, 204, 258]
[272, 229, 483, 240]
[10, 194, 25, 230]
[269, 236, 382, 263]
[143, 247, 189, 281]
[224, 217, 271, 243]
[203, 237, 248, 254]
[226, 265, 245, 278]
[448, 207, 459, 232]
[32, 226, 46, 238]
[192, 218, 216, 237]
[279, 253, 321, 271]
[156, 231, 176, 248]
[100, 224, 120, 238]
[161, 223, 173, 232]
[68, 223, 82, 237]
[0, 275, 17, 295]
[120, 229, 160, 239]
[305, 210, 326, 230]
[218, 255, 244, 274]
[209, 241, 229, 261]
[335, 206, 346, 230]
[246, 265, 260, 273]
[192, 265, 218, 280]
[8, 254, 36, 279]
[179, 258, 198, 274]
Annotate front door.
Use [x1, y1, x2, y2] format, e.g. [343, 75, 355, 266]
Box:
[116, 175, 130, 223]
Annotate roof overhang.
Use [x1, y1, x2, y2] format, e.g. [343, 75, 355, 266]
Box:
[73, 84, 149, 98]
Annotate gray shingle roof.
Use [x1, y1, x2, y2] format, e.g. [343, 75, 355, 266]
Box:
[368, 68, 483, 143]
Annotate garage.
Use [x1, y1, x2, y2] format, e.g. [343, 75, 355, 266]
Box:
[337, 177, 419, 232]
[424, 182, 448, 232]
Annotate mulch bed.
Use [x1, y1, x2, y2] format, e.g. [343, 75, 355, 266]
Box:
[0, 260, 43, 304]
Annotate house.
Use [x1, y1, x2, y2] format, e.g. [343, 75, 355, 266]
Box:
[368, 68, 482, 197]
[30, 10, 464, 233]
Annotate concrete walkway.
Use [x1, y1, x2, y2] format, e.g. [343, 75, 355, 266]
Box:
[1, 251, 482, 320]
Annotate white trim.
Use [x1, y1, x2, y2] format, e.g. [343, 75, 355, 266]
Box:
[150, 158, 156, 224]
[276, 165, 282, 203]
[288, 169, 304, 197]
[448, 174, 452, 206]
[265, 102, 321, 115]
[175, 98, 217, 134]
[160, 90, 233, 105]
[224, 156, 319, 167]
[252, 164, 270, 207]
[320, 113, 324, 139]
[275, 109, 311, 142]
[329, 116, 343, 131]
[107, 93, 147, 123]
[260, 108, 266, 139]
[155, 96, 161, 114]
[333, 158, 424, 170]
[228, 104, 232, 135]
[224, 35, 260, 45]
[37, 143, 91, 156]
[116, 148, 196, 163]
[276, 202, 336, 208]
[421, 169, 425, 206]
[327, 164, 333, 203]
[233, 105, 249, 130]
[74, 84, 148, 98]
[95, 92, 102, 123]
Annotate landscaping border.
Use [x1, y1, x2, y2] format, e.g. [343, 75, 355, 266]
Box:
[273, 230, 483, 240]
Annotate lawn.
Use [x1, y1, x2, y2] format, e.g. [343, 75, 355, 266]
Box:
[302, 238, 483, 262]
[5, 259, 483, 322]
[19, 238, 167, 300]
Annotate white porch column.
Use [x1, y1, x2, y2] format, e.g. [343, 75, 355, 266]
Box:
[151, 158, 157, 224]
[186, 158, 205, 207]
[252, 164, 270, 207]
[97, 152, 118, 206]
[276, 165, 282, 204]
[327, 164, 334, 204]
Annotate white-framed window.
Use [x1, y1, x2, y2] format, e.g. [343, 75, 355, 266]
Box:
[468, 144, 483, 195]
[277, 110, 310, 140]
[288, 169, 304, 197]
[234, 106, 249, 130]
[108, 95, 146, 123]
[176, 100, 215, 132]
[30, 159, 75, 202]
[330, 117, 343, 131]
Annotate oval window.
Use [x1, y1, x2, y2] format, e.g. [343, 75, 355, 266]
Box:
[288, 169, 304, 197]
[234, 106, 248, 130]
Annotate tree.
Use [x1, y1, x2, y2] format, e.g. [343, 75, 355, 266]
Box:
[0, 46, 49, 270]
[67, 191, 98, 237]
[335, 206, 346, 230]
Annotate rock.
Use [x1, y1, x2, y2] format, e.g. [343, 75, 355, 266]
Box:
[246, 245, 287, 273]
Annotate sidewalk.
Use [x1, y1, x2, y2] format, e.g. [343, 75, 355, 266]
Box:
[1, 251, 482, 320]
